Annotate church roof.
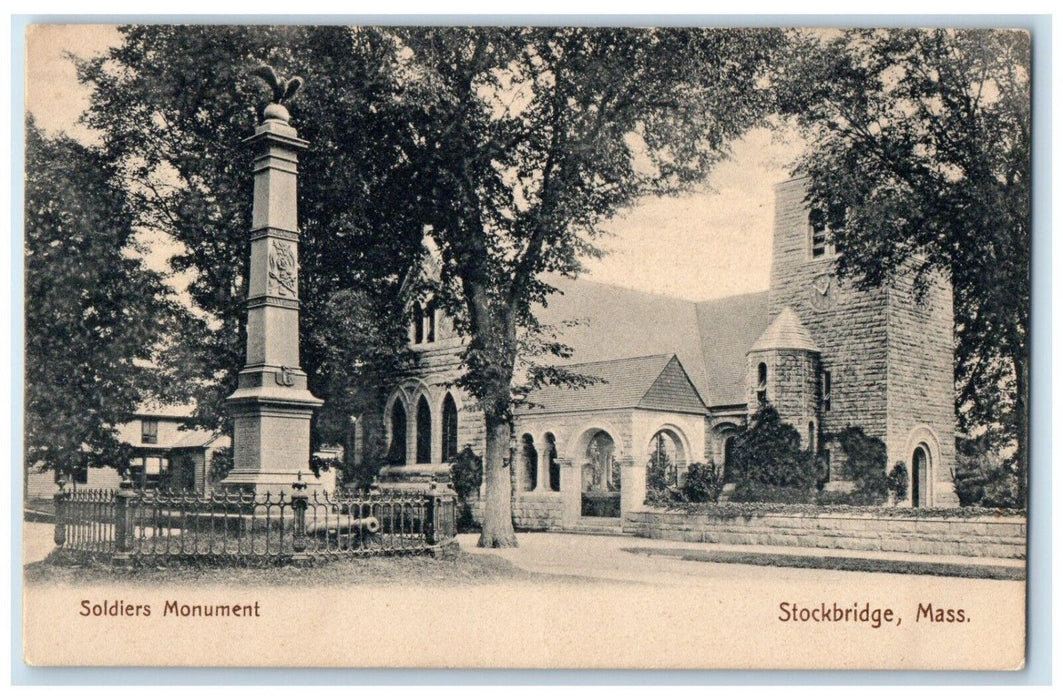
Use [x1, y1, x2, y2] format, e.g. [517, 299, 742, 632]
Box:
[748, 307, 820, 353]
[695, 290, 774, 405]
[533, 276, 773, 408]
[519, 354, 706, 415]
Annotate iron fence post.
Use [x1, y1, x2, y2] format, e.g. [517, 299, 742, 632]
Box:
[113, 478, 135, 564]
[427, 481, 458, 557]
[52, 476, 67, 548]
[291, 473, 309, 561]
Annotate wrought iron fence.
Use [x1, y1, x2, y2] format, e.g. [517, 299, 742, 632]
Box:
[53, 481, 457, 565]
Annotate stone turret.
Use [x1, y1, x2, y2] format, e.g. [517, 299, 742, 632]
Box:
[746, 307, 821, 450]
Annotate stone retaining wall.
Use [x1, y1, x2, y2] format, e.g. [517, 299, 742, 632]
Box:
[467, 492, 564, 531]
[624, 508, 1026, 559]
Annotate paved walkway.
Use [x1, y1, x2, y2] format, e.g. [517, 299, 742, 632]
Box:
[22, 522, 56, 566]
[23, 518, 1022, 582]
[456, 531, 1024, 585]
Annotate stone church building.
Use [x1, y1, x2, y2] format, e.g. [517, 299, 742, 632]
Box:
[360, 177, 959, 530]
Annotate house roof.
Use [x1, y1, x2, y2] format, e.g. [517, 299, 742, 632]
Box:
[748, 307, 820, 353]
[171, 428, 225, 449]
[520, 354, 706, 415]
[533, 276, 773, 408]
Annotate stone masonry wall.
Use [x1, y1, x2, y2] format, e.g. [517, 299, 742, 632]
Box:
[747, 348, 820, 449]
[886, 270, 957, 504]
[465, 492, 564, 530]
[770, 179, 890, 450]
[625, 508, 1026, 559]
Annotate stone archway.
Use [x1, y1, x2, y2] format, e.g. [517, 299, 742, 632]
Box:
[578, 428, 621, 518]
[903, 425, 941, 506]
[647, 427, 688, 490]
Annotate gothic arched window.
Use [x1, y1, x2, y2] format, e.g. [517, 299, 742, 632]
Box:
[387, 401, 407, 465]
[416, 396, 432, 464]
[412, 302, 424, 344]
[425, 299, 436, 343]
[441, 393, 459, 462]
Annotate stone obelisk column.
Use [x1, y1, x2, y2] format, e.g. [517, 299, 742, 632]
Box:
[222, 71, 323, 494]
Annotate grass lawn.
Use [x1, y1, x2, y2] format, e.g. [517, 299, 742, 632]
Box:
[622, 546, 1026, 580]
[24, 547, 547, 587]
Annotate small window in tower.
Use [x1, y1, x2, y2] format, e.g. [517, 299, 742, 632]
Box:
[756, 362, 768, 405]
[822, 370, 832, 412]
[809, 204, 842, 259]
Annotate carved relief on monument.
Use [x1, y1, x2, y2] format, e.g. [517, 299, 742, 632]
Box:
[268, 240, 298, 297]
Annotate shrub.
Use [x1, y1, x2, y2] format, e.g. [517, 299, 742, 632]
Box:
[309, 454, 339, 478]
[833, 426, 890, 505]
[450, 447, 483, 532]
[730, 405, 818, 490]
[340, 459, 382, 493]
[814, 488, 887, 506]
[163, 453, 196, 490]
[731, 482, 814, 504]
[208, 446, 233, 483]
[887, 461, 909, 502]
[682, 462, 724, 503]
[645, 450, 677, 503]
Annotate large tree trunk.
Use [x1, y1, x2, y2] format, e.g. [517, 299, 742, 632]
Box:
[478, 415, 518, 547]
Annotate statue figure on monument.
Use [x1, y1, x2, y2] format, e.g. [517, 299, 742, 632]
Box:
[249, 64, 304, 124]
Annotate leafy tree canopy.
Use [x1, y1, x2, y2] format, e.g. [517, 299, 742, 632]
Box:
[77, 26, 426, 439]
[391, 27, 783, 544]
[24, 118, 192, 478]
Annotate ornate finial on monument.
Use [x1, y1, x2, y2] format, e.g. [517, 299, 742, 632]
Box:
[249, 64, 304, 124]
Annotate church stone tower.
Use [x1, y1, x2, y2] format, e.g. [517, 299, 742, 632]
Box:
[768, 177, 957, 506]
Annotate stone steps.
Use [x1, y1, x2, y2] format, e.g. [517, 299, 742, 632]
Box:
[559, 519, 630, 536]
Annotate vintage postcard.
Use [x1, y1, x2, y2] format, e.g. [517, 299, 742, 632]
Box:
[21, 23, 1030, 670]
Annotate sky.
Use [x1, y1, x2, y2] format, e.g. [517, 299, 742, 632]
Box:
[25, 23, 807, 303]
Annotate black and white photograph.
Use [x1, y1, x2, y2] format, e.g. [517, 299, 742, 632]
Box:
[19, 21, 1033, 670]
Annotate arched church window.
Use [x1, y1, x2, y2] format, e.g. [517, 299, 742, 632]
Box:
[425, 299, 436, 343]
[387, 401, 407, 465]
[412, 302, 424, 344]
[441, 394, 459, 462]
[520, 434, 538, 492]
[723, 435, 736, 483]
[416, 396, 432, 464]
[822, 370, 832, 412]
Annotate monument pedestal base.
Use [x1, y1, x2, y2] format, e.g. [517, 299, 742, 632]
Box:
[220, 386, 323, 497]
